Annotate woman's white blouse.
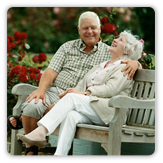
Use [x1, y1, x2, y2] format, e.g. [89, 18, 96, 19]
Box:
[86, 60, 122, 88]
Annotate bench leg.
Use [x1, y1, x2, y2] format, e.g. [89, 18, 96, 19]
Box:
[107, 108, 122, 155]
[10, 130, 22, 155]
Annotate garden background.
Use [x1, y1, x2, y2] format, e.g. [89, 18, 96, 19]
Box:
[7, 7, 155, 54]
[7, 7, 155, 155]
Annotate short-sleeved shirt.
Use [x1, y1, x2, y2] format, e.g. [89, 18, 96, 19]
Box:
[48, 39, 111, 93]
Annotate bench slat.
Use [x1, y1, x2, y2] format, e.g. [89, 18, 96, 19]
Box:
[136, 82, 152, 124]
[76, 124, 109, 131]
[133, 69, 155, 82]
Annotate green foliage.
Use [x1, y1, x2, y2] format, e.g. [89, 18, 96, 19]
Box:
[7, 31, 49, 120]
[7, 7, 155, 55]
[99, 8, 155, 70]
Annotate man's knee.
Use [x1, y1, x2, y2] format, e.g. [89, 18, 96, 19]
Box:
[22, 99, 46, 119]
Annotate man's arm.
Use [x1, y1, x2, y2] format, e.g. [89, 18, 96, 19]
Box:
[121, 60, 141, 80]
[26, 68, 58, 104]
[27, 42, 67, 104]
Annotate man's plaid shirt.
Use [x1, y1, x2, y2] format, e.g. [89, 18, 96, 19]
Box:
[48, 39, 111, 93]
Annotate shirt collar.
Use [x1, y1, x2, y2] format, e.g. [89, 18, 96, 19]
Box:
[100, 60, 122, 69]
[78, 38, 102, 50]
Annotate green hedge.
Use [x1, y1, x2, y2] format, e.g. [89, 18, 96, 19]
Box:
[7, 7, 155, 55]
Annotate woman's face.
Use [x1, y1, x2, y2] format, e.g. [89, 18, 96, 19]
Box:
[109, 36, 128, 56]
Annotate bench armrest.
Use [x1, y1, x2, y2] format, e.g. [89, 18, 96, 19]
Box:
[12, 83, 38, 96]
[11, 84, 37, 115]
[108, 95, 155, 109]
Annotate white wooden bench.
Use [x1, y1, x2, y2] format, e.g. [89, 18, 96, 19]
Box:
[9, 69, 155, 155]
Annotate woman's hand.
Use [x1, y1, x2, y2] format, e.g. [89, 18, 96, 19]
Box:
[59, 88, 84, 99]
[121, 60, 139, 80]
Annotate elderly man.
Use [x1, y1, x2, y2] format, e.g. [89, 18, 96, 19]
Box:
[8, 11, 140, 155]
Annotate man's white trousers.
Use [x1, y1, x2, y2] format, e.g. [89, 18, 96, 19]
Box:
[37, 93, 106, 155]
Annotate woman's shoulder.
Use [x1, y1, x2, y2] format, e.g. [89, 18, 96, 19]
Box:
[109, 62, 127, 77]
[117, 60, 127, 68]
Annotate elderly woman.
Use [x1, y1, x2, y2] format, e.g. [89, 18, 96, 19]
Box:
[18, 30, 143, 155]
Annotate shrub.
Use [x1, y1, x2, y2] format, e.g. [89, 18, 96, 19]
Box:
[7, 31, 48, 118]
[100, 9, 155, 70]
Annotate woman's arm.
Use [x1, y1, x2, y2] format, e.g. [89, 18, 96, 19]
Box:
[87, 64, 133, 98]
[58, 88, 91, 99]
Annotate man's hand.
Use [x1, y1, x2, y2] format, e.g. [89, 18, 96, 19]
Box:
[25, 68, 58, 105]
[121, 60, 139, 80]
[25, 89, 46, 105]
[59, 88, 84, 99]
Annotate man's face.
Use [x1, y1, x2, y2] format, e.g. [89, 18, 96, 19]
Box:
[78, 17, 101, 47]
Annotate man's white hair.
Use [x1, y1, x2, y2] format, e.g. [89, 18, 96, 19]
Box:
[120, 30, 144, 60]
[78, 11, 101, 28]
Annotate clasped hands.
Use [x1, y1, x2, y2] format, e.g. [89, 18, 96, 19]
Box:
[59, 88, 84, 99]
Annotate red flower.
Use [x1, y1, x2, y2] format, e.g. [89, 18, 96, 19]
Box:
[38, 53, 47, 63]
[14, 31, 21, 41]
[18, 73, 27, 82]
[7, 36, 14, 42]
[20, 66, 27, 74]
[114, 30, 119, 37]
[9, 65, 28, 78]
[34, 68, 40, 74]
[10, 65, 21, 77]
[7, 36, 17, 53]
[11, 43, 17, 48]
[7, 37, 12, 53]
[20, 32, 27, 40]
[7, 60, 12, 68]
[20, 51, 26, 58]
[32, 55, 39, 63]
[104, 23, 114, 33]
[7, 43, 11, 53]
[28, 67, 34, 72]
[101, 17, 109, 24]
[36, 73, 42, 83]
[112, 24, 117, 32]
[28, 67, 40, 74]
[29, 72, 36, 80]
[18, 52, 26, 61]
[8, 53, 14, 57]
[32, 53, 47, 63]
[17, 40, 24, 45]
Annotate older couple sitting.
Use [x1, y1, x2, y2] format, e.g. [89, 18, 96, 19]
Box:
[17, 30, 143, 155]
[8, 11, 143, 155]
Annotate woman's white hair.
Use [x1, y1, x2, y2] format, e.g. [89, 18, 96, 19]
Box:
[120, 30, 144, 60]
[78, 11, 101, 28]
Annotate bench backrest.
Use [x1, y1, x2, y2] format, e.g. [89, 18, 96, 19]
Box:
[126, 69, 155, 129]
